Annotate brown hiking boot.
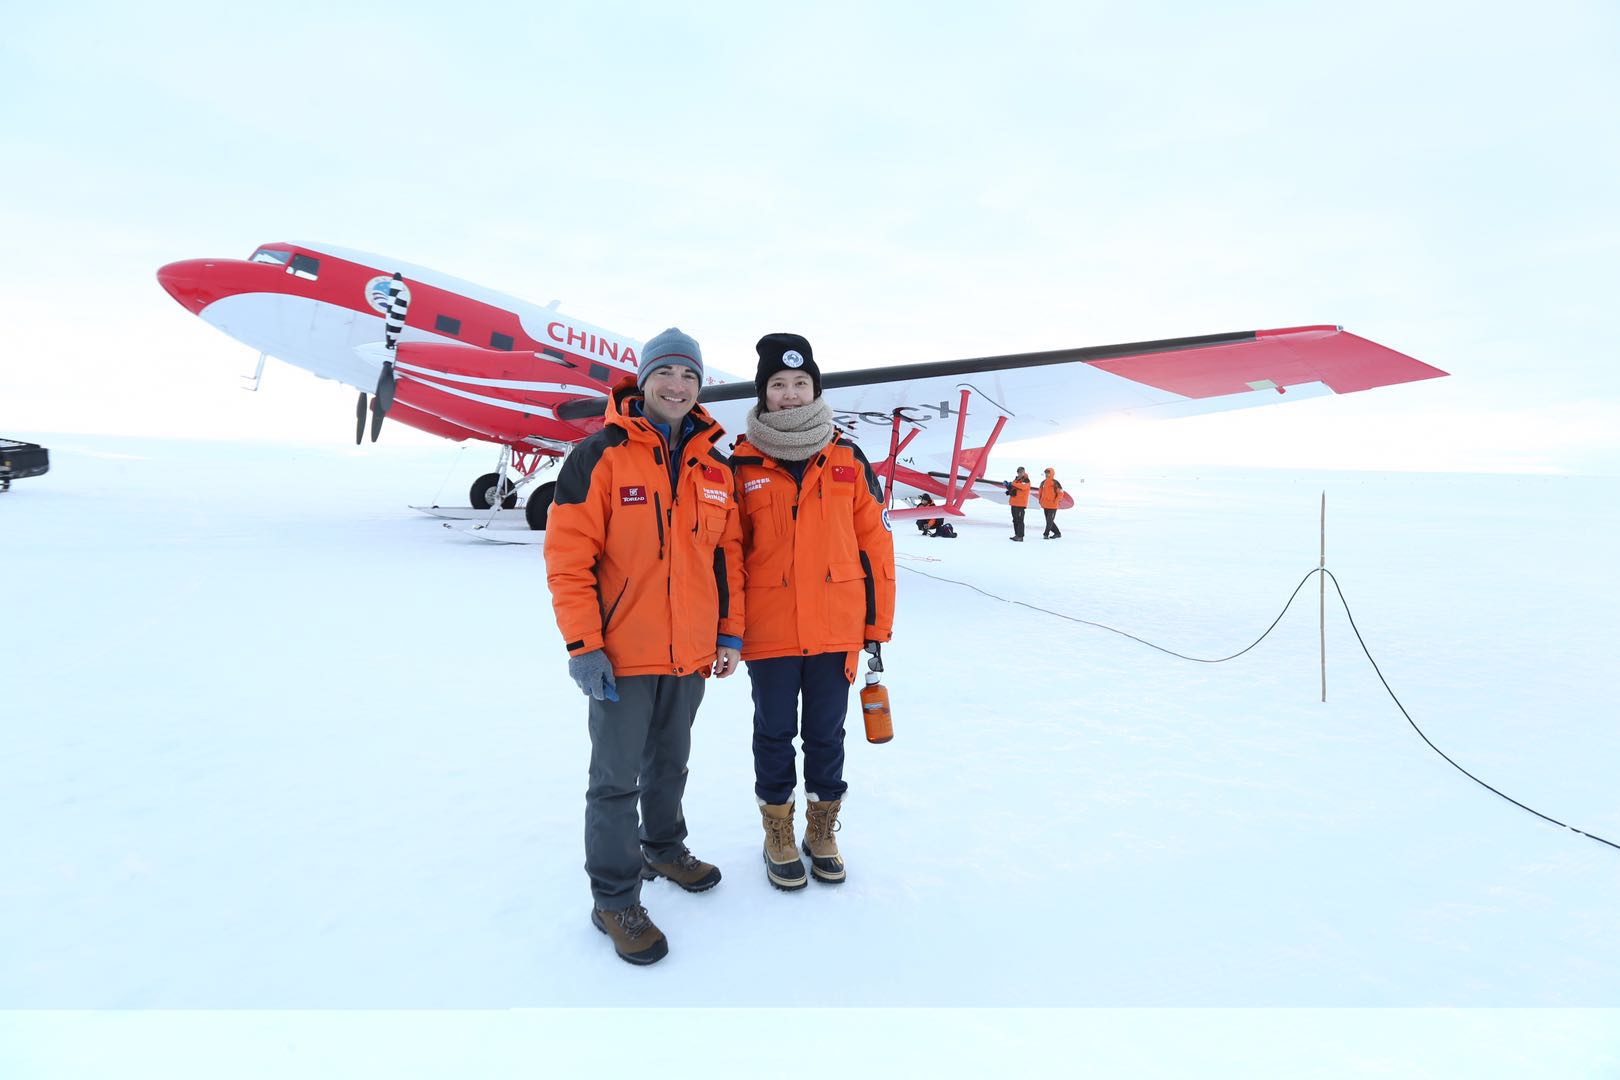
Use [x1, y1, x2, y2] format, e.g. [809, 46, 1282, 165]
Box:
[759, 800, 807, 891]
[590, 904, 669, 966]
[802, 798, 846, 884]
[641, 848, 722, 893]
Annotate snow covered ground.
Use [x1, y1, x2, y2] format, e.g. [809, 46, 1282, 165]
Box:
[3, 436, 1618, 1073]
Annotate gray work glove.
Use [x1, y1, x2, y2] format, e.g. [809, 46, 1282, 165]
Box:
[568, 649, 619, 701]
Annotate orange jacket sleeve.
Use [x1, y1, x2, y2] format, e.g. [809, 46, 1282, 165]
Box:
[850, 444, 896, 642]
[544, 437, 615, 657]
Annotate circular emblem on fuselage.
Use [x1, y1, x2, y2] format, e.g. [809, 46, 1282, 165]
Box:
[782, 349, 805, 368]
[363, 276, 411, 315]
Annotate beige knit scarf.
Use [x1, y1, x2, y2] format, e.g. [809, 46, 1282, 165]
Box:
[744, 398, 835, 462]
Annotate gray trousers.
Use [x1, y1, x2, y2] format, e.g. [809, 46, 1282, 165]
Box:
[585, 672, 706, 910]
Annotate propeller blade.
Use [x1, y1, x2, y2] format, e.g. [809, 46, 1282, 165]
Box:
[370, 274, 409, 443]
[383, 273, 409, 352]
[355, 391, 368, 445]
[370, 362, 396, 442]
[376, 361, 398, 413]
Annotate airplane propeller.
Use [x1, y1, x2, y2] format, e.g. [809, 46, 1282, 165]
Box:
[368, 273, 410, 442]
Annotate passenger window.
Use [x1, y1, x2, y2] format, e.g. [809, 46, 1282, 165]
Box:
[288, 254, 320, 280]
[490, 331, 514, 350]
[588, 363, 611, 383]
[435, 315, 462, 336]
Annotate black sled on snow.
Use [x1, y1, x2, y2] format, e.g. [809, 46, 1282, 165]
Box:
[1, 438, 49, 492]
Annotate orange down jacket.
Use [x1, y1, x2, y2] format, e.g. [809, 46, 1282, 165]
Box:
[729, 432, 895, 672]
[1008, 478, 1032, 508]
[544, 380, 745, 677]
[1038, 470, 1064, 510]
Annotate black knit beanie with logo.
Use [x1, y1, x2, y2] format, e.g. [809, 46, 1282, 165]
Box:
[754, 332, 821, 404]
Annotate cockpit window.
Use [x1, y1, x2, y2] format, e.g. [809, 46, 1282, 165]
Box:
[250, 248, 292, 266]
[288, 253, 320, 281]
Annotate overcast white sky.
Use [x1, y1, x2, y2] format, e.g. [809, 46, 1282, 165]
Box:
[3, 1, 1617, 473]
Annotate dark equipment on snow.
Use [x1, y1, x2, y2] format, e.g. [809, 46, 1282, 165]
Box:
[1, 438, 49, 491]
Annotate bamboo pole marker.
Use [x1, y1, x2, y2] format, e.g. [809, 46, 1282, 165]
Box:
[1320, 491, 1327, 703]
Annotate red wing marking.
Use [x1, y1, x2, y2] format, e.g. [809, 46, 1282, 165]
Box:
[1088, 326, 1447, 399]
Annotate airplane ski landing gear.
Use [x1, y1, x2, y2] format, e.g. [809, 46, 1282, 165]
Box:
[466, 444, 563, 520]
[470, 442, 519, 509]
[470, 472, 518, 510]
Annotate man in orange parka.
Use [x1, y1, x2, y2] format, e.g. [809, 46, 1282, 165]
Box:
[730, 333, 895, 890]
[1005, 466, 1032, 541]
[1039, 466, 1064, 539]
[544, 327, 745, 966]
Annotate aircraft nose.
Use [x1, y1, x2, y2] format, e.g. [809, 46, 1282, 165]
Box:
[156, 258, 232, 314]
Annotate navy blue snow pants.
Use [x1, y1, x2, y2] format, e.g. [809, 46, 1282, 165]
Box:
[747, 651, 851, 805]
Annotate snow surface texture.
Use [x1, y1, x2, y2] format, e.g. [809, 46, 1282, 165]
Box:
[4, 438, 1618, 1017]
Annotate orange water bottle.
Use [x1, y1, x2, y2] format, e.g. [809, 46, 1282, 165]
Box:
[860, 673, 893, 743]
[859, 642, 892, 743]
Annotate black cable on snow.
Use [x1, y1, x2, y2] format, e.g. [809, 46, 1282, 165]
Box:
[1318, 567, 1619, 852]
[899, 562, 1619, 853]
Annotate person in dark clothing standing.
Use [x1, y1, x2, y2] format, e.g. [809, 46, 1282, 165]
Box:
[1005, 466, 1032, 541]
[1039, 467, 1064, 539]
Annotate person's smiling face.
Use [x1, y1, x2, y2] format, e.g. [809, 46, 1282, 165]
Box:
[764, 370, 815, 412]
[641, 365, 700, 427]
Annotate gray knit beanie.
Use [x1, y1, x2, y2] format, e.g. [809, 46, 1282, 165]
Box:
[637, 327, 704, 387]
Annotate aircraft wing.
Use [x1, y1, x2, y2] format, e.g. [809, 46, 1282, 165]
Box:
[558, 324, 1447, 461]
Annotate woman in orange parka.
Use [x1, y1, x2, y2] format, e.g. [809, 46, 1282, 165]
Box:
[729, 332, 895, 891]
[1038, 466, 1064, 539]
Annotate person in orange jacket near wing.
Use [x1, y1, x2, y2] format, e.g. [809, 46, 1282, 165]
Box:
[544, 328, 745, 967]
[1038, 467, 1064, 538]
[1005, 466, 1032, 541]
[729, 332, 896, 891]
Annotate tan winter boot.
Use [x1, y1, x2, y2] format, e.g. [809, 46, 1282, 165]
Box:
[802, 797, 846, 884]
[641, 848, 722, 893]
[759, 800, 808, 891]
[590, 904, 668, 966]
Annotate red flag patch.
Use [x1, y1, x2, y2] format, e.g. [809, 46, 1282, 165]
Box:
[831, 465, 857, 483]
[701, 464, 725, 483]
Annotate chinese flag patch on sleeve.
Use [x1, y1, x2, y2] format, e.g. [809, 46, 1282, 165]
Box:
[831, 465, 857, 483]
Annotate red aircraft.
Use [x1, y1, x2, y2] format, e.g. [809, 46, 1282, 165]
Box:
[156, 242, 1448, 533]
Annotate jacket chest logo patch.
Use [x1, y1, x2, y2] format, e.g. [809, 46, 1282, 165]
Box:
[619, 485, 648, 505]
[701, 464, 725, 483]
[831, 465, 857, 483]
[743, 477, 771, 494]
